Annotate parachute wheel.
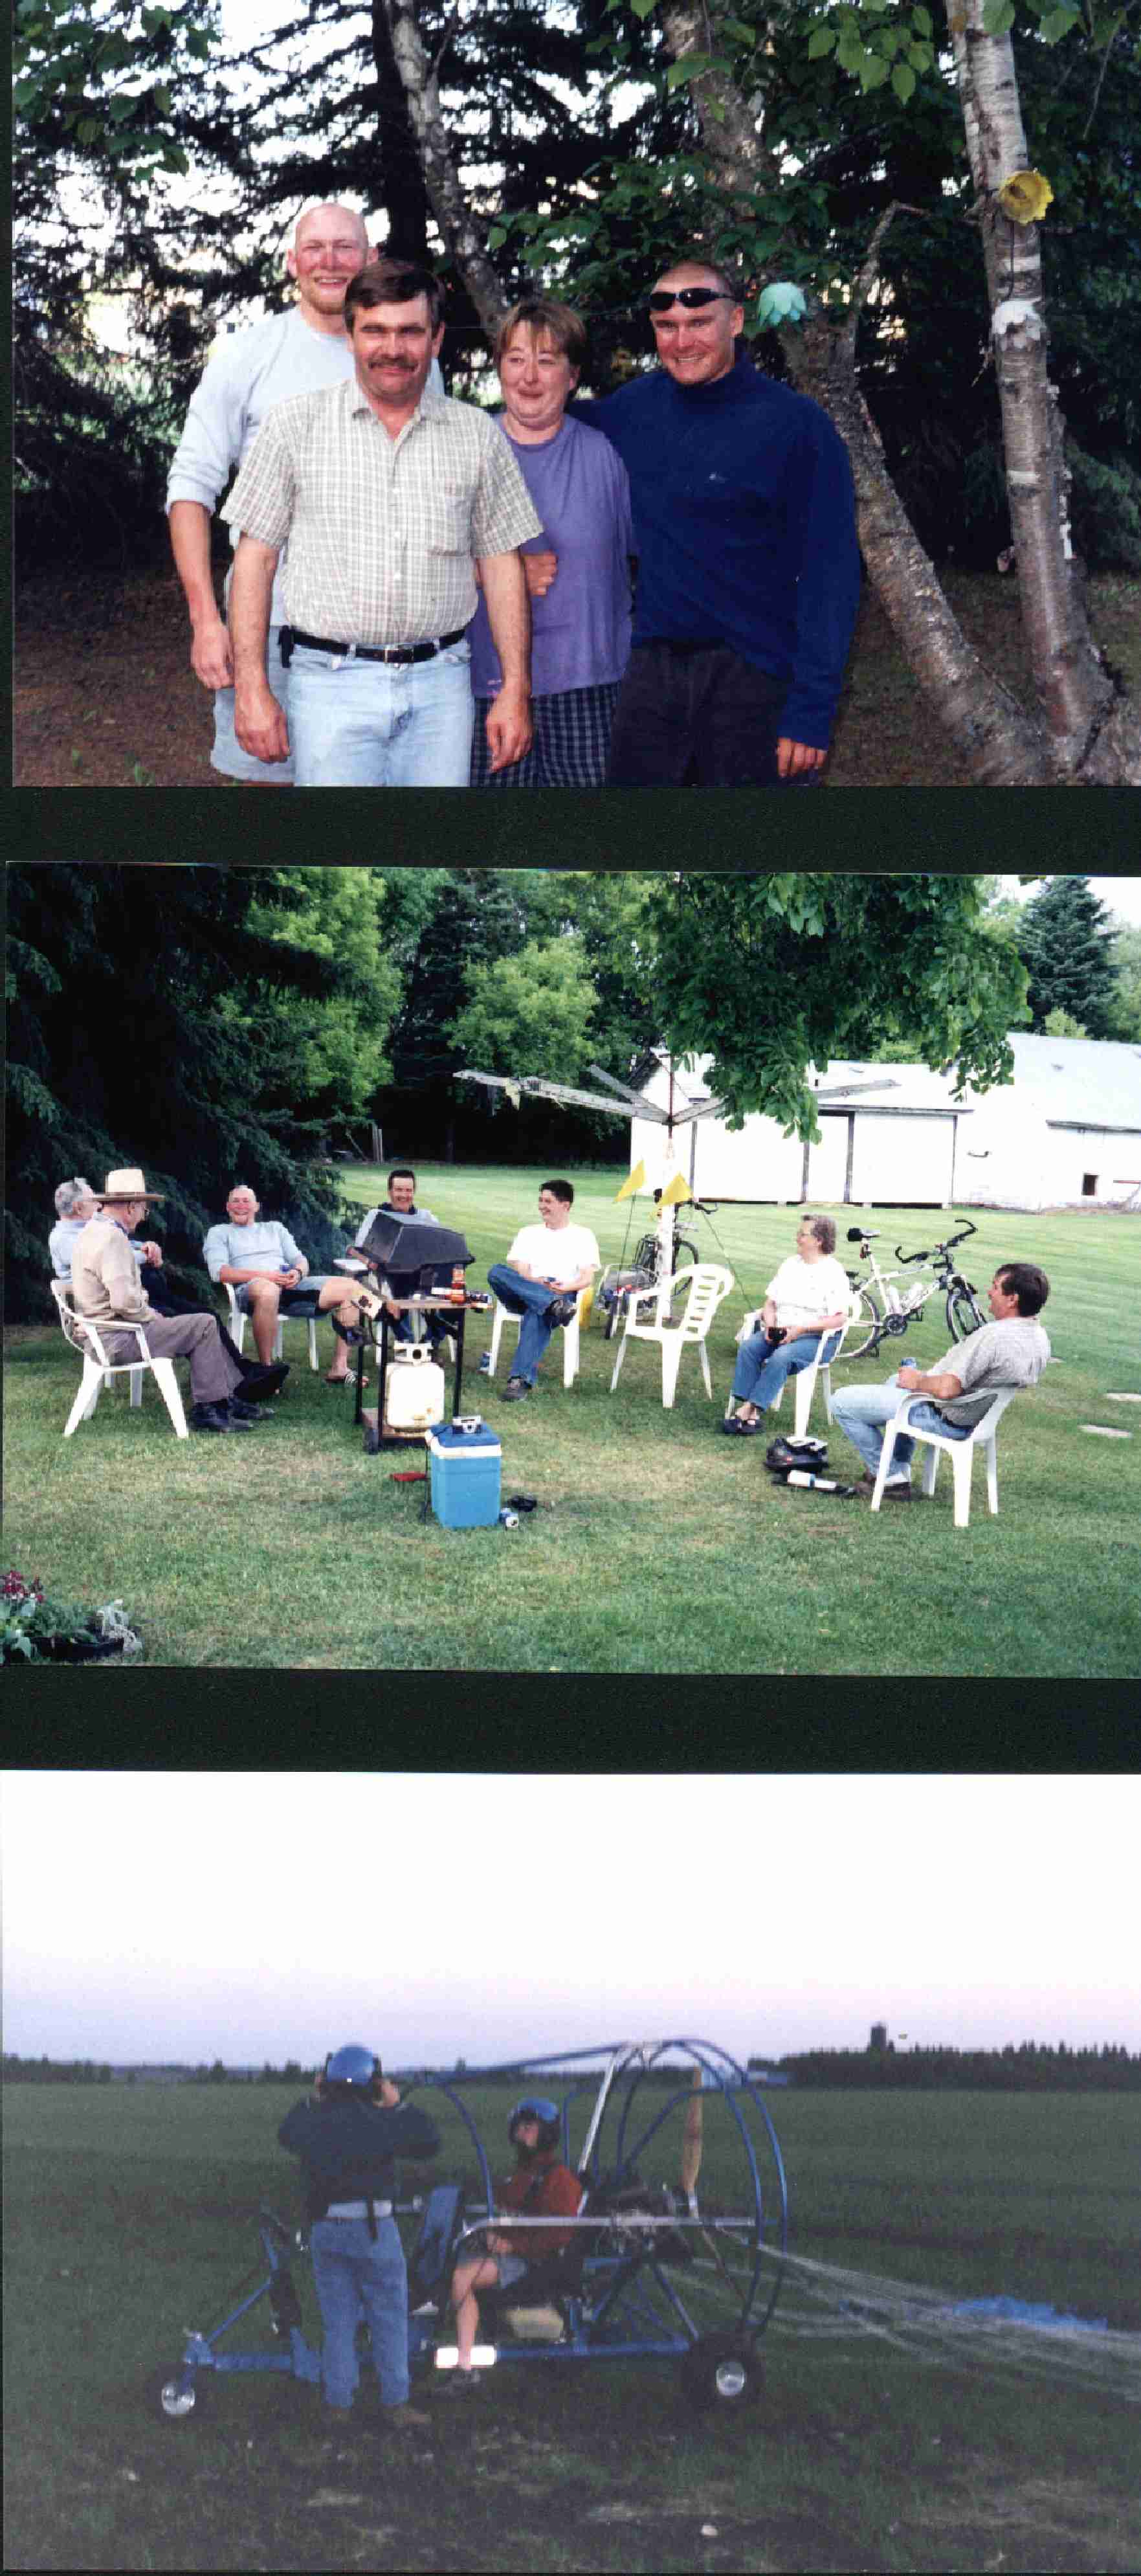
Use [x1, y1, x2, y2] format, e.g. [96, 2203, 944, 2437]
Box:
[151, 2364, 206, 2425]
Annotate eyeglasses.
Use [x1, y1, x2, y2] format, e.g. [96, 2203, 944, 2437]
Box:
[648, 287, 735, 314]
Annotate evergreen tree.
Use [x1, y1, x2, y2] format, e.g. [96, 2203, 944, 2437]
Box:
[1015, 877, 1118, 1039]
[5, 864, 361, 1319]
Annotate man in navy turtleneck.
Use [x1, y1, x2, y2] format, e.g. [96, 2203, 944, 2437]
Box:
[575, 251, 860, 788]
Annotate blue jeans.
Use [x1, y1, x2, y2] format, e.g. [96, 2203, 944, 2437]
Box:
[289, 639, 474, 787]
[731, 1328, 841, 1409]
[309, 2215, 410, 2410]
[831, 1374, 973, 1479]
[212, 623, 295, 785]
[487, 1263, 567, 1384]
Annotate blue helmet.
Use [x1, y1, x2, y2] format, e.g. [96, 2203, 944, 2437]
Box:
[325, 2044, 381, 2089]
[509, 2096, 560, 2153]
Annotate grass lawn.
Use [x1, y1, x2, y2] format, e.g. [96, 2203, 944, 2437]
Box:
[5, 1172, 1140, 1675]
[3, 2079, 1138, 2573]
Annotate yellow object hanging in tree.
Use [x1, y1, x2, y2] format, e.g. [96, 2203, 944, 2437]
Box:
[997, 170, 1054, 225]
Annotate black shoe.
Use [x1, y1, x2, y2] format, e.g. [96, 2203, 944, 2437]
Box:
[544, 1295, 578, 1327]
[239, 1361, 290, 1399]
[500, 1378, 531, 1402]
[228, 1396, 273, 1422]
[191, 1401, 247, 1434]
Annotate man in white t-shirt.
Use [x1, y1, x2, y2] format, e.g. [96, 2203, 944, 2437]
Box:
[832, 1261, 1051, 1497]
[166, 201, 443, 785]
[724, 1213, 851, 1435]
[488, 1180, 600, 1401]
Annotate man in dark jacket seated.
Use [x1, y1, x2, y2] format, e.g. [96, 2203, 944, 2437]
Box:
[278, 2043, 440, 2426]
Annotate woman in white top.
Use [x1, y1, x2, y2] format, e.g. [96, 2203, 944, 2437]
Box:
[724, 1214, 850, 1435]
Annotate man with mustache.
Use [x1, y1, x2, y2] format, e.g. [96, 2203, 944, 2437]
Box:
[223, 258, 541, 786]
[167, 204, 444, 787]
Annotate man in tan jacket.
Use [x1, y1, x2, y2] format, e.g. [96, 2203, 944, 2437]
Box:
[70, 1170, 283, 1434]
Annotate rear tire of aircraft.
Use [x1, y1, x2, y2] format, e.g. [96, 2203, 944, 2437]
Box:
[838, 1286, 883, 1361]
[151, 2366, 206, 2424]
[680, 2331, 762, 2413]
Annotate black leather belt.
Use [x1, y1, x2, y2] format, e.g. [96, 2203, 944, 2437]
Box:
[284, 625, 466, 666]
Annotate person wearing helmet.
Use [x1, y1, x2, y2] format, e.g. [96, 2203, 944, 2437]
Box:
[278, 2043, 440, 2426]
[443, 2097, 583, 2396]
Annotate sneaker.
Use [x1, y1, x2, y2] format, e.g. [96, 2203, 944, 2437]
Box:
[500, 1378, 531, 1402]
[190, 1400, 248, 1434]
[438, 2371, 482, 2399]
[544, 1295, 578, 1327]
[384, 2402, 432, 2430]
[856, 1472, 911, 1499]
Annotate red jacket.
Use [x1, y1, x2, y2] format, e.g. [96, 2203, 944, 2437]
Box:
[496, 2155, 583, 2261]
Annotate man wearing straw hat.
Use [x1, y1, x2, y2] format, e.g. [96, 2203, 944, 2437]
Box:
[70, 1170, 283, 1433]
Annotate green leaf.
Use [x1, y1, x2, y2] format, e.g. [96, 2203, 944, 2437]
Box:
[913, 4, 933, 31]
[151, 84, 172, 113]
[630, 0, 658, 17]
[487, 223, 508, 249]
[1039, 2, 1080, 36]
[859, 50, 891, 87]
[982, 0, 1017, 32]
[76, 115, 100, 142]
[13, 76, 39, 106]
[666, 54, 718, 89]
[808, 25, 836, 54]
[892, 61, 916, 102]
[723, 18, 757, 43]
[108, 92, 136, 122]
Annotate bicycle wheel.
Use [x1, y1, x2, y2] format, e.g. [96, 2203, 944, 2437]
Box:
[946, 1285, 984, 1341]
[839, 1286, 883, 1360]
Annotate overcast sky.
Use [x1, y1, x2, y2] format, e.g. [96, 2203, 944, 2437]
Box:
[1002, 876, 1141, 930]
[3, 1772, 1136, 2068]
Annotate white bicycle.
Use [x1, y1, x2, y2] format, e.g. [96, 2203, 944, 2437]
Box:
[840, 1217, 986, 1361]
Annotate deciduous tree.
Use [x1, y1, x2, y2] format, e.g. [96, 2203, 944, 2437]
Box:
[648, 874, 1029, 1136]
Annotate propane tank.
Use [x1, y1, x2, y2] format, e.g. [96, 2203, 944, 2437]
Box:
[384, 1341, 446, 1431]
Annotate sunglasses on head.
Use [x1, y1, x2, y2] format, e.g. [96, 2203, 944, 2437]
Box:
[648, 287, 735, 313]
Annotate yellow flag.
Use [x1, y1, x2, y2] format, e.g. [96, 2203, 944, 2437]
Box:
[615, 1159, 647, 1201]
[659, 1172, 693, 1207]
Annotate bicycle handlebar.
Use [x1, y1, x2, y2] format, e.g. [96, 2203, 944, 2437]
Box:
[894, 1217, 977, 1265]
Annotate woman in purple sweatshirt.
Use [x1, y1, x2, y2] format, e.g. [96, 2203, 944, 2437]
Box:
[468, 298, 634, 788]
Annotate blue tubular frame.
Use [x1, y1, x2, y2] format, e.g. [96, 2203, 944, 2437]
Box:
[161, 2041, 788, 2405]
[430, 2037, 788, 2368]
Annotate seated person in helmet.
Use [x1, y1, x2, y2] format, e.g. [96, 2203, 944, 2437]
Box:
[278, 2043, 440, 2426]
[443, 2097, 583, 2395]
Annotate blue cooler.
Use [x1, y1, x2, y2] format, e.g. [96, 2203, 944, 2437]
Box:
[426, 1420, 502, 1528]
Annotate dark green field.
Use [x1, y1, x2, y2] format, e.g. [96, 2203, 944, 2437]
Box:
[4, 2079, 1139, 2573]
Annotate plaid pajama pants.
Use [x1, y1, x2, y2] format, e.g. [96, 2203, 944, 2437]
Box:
[470, 683, 620, 789]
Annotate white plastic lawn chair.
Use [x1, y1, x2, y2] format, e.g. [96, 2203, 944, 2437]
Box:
[487, 1290, 586, 1389]
[871, 1385, 1020, 1527]
[728, 1295, 859, 1440]
[225, 1280, 318, 1371]
[609, 1262, 735, 1409]
[51, 1281, 189, 1439]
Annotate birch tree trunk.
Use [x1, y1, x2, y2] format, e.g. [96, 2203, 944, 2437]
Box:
[381, 0, 509, 338]
[947, 0, 1116, 770]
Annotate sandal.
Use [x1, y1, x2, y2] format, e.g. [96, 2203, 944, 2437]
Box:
[326, 1369, 366, 1387]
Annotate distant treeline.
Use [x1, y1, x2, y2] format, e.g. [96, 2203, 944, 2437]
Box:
[777, 2044, 1141, 2091]
[6, 2046, 1140, 2090]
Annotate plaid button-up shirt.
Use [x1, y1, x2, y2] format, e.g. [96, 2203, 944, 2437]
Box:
[221, 375, 542, 647]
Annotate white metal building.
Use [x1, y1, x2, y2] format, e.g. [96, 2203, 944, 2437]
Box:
[628, 1038, 1141, 1211]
